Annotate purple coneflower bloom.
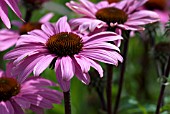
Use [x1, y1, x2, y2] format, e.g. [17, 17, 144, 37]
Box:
[66, 0, 160, 33]
[0, 13, 54, 52]
[143, 0, 170, 24]
[0, 0, 22, 28]
[0, 63, 63, 114]
[4, 16, 123, 92]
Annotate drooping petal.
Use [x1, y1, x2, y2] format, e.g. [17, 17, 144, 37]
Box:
[60, 56, 75, 81]
[72, 57, 90, 84]
[4, 0, 22, 20]
[0, 101, 14, 114]
[0, 1, 11, 28]
[33, 54, 55, 76]
[55, 59, 70, 92]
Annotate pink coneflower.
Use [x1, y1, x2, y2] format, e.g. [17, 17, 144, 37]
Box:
[0, 63, 63, 114]
[0, 0, 22, 28]
[143, 0, 169, 24]
[4, 16, 123, 92]
[66, 0, 160, 33]
[0, 13, 54, 52]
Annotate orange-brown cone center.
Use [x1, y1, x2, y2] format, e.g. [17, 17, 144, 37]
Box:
[144, 0, 167, 10]
[95, 7, 128, 25]
[46, 32, 83, 57]
[0, 77, 20, 101]
[107, 0, 121, 4]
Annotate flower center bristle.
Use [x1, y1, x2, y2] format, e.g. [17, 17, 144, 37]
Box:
[19, 22, 42, 35]
[46, 32, 83, 57]
[0, 77, 20, 101]
[95, 7, 128, 25]
[144, 0, 166, 10]
[108, 0, 121, 4]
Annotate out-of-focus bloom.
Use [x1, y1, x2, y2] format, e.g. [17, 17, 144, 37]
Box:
[66, 0, 160, 33]
[0, 13, 54, 52]
[4, 16, 123, 92]
[22, 0, 50, 9]
[143, 0, 170, 24]
[0, 63, 63, 114]
[0, 0, 22, 28]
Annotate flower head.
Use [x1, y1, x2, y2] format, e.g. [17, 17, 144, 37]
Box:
[0, 63, 63, 114]
[4, 16, 123, 92]
[0, 13, 54, 52]
[66, 0, 160, 33]
[143, 0, 170, 24]
[0, 0, 22, 28]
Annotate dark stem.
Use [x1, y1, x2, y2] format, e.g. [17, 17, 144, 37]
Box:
[25, 8, 33, 22]
[155, 56, 170, 114]
[64, 90, 71, 114]
[113, 31, 130, 114]
[106, 64, 113, 114]
[96, 87, 107, 111]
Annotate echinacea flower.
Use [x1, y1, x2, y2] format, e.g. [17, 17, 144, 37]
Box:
[22, 0, 50, 9]
[4, 16, 123, 92]
[66, 0, 160, 33]
[143, 0, 170, 24]
[0, 63, 63, 114]
[0, 13, 54, 52]
[0, 0, 22, 28]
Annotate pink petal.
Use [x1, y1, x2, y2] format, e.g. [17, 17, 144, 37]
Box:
[14, 54, 45, 83]
[4, 0, 22, 20]
[0, 1, 11, 28]
[0, 101, 14, 114]
[55, 16, 71, 33]
[81, 56, 103, 77]
[39, 13, 54, 23]
[13, 97, 30, 109]
[80, 49, 120, 66]
[66, 1, 95, 18]
[55, 59, 70, 92]
[72, 57, 90, 84]
[41, 22, 56, 36]
[33, 55, 55, 76]
[10, 100, 24, 114]
[60, 56, 75, 81]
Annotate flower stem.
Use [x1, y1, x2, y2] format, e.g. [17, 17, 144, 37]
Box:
[155, 56, 170, 114]
[25, 9, 33, 22]
[106, 64, 113, 114]
[113, 31, 130, 114]
[64, 90, 71, 114]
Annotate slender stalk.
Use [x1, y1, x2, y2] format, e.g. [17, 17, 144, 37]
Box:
[155, 56, 170, 114]
[96, 87, 107, 111]
[64, 90, 71, 114]
[113, 31, 130, 114]
[25, 9, 33, 22]
[106, 64, 113, 114]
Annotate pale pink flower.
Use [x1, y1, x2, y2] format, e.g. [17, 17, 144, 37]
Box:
[66, 0, 160, 33]
[143, 0, 170, 24]
[0, 13, 54, 52]
[0, 63, 63, 114]
[0, 0, 22, 28]
[4, 16, 123, 92]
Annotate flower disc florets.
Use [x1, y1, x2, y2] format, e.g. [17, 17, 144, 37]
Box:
[0, 77, 20, 101]
[46, 32, 83, 57]
[95, 7, 128, 25]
